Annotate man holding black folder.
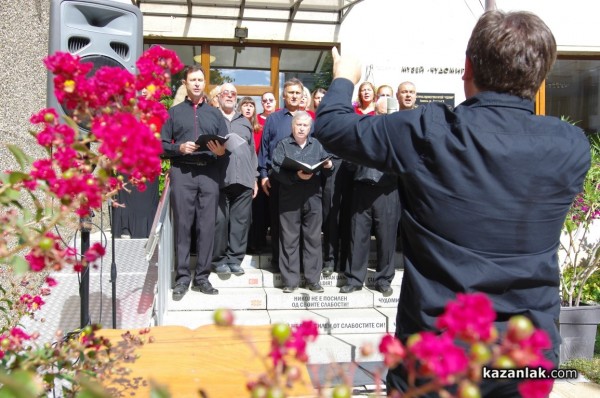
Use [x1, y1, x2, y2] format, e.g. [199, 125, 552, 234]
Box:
[211, 83, 258, 276]
[270, 111, 333, 293]
[161, 65, 228, 300]
[258, 78, 307, 268]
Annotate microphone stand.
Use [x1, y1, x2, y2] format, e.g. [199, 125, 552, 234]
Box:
[109, 199, 117, 329]
[79, 216, 91, 328]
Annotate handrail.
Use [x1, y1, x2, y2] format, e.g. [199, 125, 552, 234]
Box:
[145, 177, 173, 325]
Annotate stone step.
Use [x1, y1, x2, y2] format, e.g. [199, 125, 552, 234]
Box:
[306, 333, 386, 364]
[166, 283, 401, 312]
[207, 255, 404, 290]
[253, 251, 404, 270]
[161, 309, 390, 365]
[162, 309, 272, 329]
[265, 287, 375, 310]
[269, 308, 390, 335]
[259, 268, 404, 289]
[162, 308, 392, 336]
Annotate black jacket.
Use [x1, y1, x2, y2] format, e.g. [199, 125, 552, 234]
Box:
[315, 78, 590, 360]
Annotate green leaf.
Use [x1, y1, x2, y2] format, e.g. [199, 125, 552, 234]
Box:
[150, 383, 172, 398]
[8, 172, 30, 185]
[0, 189, 23, 207]
[10, 256, 30, 274]
[6, 145, 31, 171]
[0, 370, 43, 398]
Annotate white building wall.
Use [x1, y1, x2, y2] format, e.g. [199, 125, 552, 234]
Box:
[141, 0, 600, 104]
[335, 0, 600, 104]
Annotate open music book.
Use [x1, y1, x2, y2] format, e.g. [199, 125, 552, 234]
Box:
[195, 133, 246, 151]
[281, 156, 331, 173]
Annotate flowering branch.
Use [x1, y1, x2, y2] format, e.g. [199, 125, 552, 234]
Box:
[212, 293, 554, 398]
[0, 46, 183, 395]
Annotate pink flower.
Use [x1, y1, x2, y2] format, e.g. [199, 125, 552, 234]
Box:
[269, 340, 284, 366]
[435, 292, 496, 343]
[19, 294, 45, 310]
[45, 276, 57, 287]
[73, 262, 84, 273]
[518, 379, 554, 398]
[84, 242, 106, 263]
[30, 108, 59, 125]
[517, 359, 555, 398]
[506, 329, 552, 367]
[285, 320, 319, 363]
[410, 332, 469, 384]
[378, 334, 406, 368]
[25, 252, 46, 272]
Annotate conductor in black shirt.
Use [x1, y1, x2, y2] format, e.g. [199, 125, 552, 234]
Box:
[314, 11, 590, 397]
[161, 65, 228, 300]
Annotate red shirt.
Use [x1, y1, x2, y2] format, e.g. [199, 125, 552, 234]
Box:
[354, 105, 375, 115]
[255, 113, 270, 154]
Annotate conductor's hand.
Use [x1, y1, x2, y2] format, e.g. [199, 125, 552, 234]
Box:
[207, 140, 226, 156]
[332, 47, 361, 85]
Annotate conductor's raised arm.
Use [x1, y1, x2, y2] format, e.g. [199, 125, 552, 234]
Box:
[331, 47, 362, 85]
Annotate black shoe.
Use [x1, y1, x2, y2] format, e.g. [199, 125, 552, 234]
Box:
[340, 285, 362, 293]
[375, 285, 393, 295]
[172, 283, 189, 301]
[282, 286, 298, 293]
[307, 283, 324, 293]
[191, 281, 219, 295]
[213, 264, 231, 275]
[228, 264, 245, 275]
[322, 266, 334, 278]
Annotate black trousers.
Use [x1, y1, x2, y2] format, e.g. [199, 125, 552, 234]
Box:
[278, 181, 323, 287]
[345, 182, 399, 288]
[170, 164, 220, 286]
[321, 159, 354, 272]
[213, 183, 253, 266]
[248, 182, 269, 251]
[267, 177, 281, 266]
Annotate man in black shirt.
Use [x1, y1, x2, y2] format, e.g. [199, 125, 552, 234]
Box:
[161, 65, 228, 300]
[315, 11, 590, 397]
[270, 111, 333, 293]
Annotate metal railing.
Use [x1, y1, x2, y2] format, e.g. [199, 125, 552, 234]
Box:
[145, 178, 173, 325]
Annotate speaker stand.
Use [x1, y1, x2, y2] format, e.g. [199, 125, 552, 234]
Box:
[79, 217, 91, 328]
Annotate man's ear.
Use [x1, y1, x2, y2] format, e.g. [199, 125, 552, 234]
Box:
[462, 57, 474, 81]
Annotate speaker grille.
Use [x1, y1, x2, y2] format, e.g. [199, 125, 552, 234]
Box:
[110, 42, 130, 60]
[68, 36, 90, 53]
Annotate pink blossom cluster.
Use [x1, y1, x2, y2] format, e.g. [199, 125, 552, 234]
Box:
[570, 194, 600, 223]
[269, 320, 319, 366]
[16, 47, 182, 276]
[18, 294, 45, 311]
[436, 292, 496, 343]
[0, 328, 32, 361]
[24, 233, 76, 273]
[377, 293, 555, 398]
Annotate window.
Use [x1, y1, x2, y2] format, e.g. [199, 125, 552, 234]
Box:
[545, 58, 600, 134]
[144, 39, 335, 111]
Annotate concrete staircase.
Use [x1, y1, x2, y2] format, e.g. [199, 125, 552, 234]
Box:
[161, 249, 404, 366]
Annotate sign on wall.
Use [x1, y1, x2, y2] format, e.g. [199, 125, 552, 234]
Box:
[416, 93, 455, 108]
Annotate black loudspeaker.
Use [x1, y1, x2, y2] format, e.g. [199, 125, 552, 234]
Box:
[47, 0, 143, 130]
